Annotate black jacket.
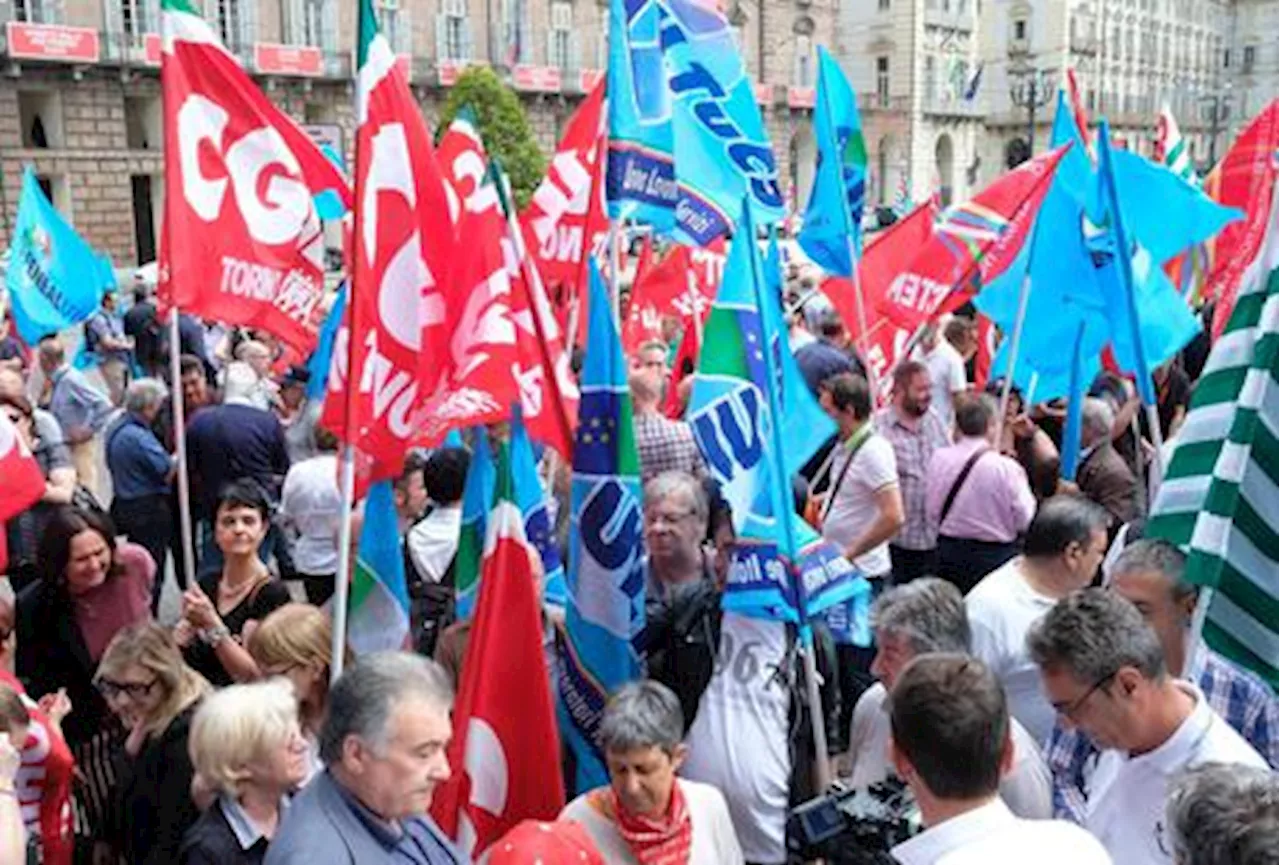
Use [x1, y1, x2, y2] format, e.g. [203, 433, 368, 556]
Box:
[113, 704, 202, 865]
[16, 579, 117, 747]
[181, 798, 271, 865]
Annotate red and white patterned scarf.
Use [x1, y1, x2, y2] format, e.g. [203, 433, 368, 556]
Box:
[591, 780, 693, 865]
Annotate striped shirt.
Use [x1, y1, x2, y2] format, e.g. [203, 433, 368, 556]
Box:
[634, 411, 705, 484]
[873, 406, 949, 551]
[1046, 643, 1280, 823]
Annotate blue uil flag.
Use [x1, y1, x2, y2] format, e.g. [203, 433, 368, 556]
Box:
[7, 167, 112, 343]
[799, 47, 868, 277]
[607, 0, 785, 244]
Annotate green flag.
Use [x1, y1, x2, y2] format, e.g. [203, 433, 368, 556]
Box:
[1147, 191, 1279, 689]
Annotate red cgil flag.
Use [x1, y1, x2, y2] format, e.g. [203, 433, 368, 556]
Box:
[319, 0, 456, 484]
[159, 0, 350, 356]
[521, 80, 608, 345]
[432, 443, 564, 857]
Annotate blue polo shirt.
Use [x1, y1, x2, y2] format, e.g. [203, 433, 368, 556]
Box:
[105, 412, 172, 499]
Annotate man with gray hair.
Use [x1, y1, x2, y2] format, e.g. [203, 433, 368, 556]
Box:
[105, 377, 176, 611]
[1076, 396, 1142, 530]
[1027, 588, 1267, 864]
[843, 578, 1052, 818]
[1164, 762, 1278, 865]
[1044, 539, 1277, 822]
[37, 333, 113, 494]
[266, 652, 465, 864]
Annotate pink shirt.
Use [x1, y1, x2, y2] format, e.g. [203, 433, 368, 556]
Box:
[926, 437, 1036, 543]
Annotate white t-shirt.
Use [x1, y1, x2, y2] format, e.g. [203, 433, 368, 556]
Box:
[821, 432, 898, 577]
[560, 779, 743, 865]
[892, 798, 1111, 865]
[278, 454, 342, 576]
[845, 682, 1053, 819]
[681, 613, 791, 864]
[1084, 682, 1269, 865]
[405, 504, 463, 583]
[922, 338, 968, 432]
[966, 558, 1059, 745]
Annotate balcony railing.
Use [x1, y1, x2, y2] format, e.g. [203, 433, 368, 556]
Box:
[923, 5, 972, 32]
[922, 93, 984, 118]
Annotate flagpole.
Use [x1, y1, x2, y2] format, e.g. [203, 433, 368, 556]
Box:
[330, 442, 355, 681]
[743, 200, 831, 793]
[167, 309, 196, 593]
[1097, 119, 1166, 494]
[847, 240, 881, 405]
[994, 197, 1047, 445]
[608, 221, 622, 328]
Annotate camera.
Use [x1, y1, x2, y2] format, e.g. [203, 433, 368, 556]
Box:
[786, 777, 922, 865]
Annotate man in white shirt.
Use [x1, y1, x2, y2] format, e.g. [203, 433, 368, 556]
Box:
[887, 654, 1111, 865]
[278, 427, 343, 605]
[845, 578, 1052, 819]
[1027, 589, 1269, 865]
[966, 495, 1111, 744]
[916, 317, 974, 433]
[405, 447, 469, 654]
[817, 372, 904, 739]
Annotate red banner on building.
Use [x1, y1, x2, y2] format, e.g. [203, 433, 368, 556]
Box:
[512, 64, 561, 93]
[6, 22, 99, 63]
[254, 42, 323, 76]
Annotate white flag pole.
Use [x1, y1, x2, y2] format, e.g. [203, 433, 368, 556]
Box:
[329, 442, 356, 682]
[167, 309, 196, 593]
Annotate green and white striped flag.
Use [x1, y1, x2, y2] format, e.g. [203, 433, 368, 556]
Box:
[1147, 187, 1279, 689]
[1156, 105, 1199, 186]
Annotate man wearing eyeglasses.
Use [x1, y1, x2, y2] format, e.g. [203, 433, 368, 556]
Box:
[1043, 538, 1278, 823]
[1027, 589, 1267, 865]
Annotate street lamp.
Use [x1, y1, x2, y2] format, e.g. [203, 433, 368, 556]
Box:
[1008, 64, 1055, 165]
[1200, 82, 1232, 166]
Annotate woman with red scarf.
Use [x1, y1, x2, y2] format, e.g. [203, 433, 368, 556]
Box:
[560, 681, 742, 864]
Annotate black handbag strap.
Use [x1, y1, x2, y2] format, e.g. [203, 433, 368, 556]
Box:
[940, 447, 991, 527]
[821, 425, 874, 524]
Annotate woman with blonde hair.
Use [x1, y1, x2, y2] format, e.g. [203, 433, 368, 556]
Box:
[96, 621, 210, 865]
[181, 679, 311, 864]
[247, 603, 347, 777]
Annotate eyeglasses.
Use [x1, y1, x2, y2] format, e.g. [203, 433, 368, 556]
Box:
[1056, 671, 1117, 720]
[96, 678, 159, 700]
[645, 509, 696, 527]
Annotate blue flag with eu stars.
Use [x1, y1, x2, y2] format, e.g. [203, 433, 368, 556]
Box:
[558, 260, 646, 794]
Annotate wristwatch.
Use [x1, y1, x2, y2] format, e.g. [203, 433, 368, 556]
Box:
[201, 623, 231, 648]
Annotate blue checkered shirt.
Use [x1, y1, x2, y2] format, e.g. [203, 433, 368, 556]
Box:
[1046, 643, 1280, 823]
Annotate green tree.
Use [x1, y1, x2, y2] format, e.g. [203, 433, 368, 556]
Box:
[438, 67, 546, 209]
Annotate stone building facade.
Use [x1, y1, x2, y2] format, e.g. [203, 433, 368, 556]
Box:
[0, 0, 830, 266]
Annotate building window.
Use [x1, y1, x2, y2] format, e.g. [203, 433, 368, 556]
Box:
[549, 1, 573, 71]
[924, 55, 936, 101]
[216, 0, 245, 52]
[124, 95, 161, 150]
[14, 0, 58, 24]
[876, 56, 890, 107]
[440, 0, 470, 62]
[878, 0, 889, 9]
[1013, 19, 1026, 40]
[376, 0, 404, 53]
[794, 35, 813, 87]
[1243, 45, 1255, 72]
[120, 0, 156, 38]
[18, 90, 62, 149]
[504, 0, 531, 65]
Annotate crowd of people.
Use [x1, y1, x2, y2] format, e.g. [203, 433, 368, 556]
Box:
[0, 273, 1274, 865]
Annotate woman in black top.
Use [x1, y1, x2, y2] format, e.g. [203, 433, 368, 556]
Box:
[178, 480, 291, 686]
[96, 621, 210, 865]
[182, 679, 311, 865]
